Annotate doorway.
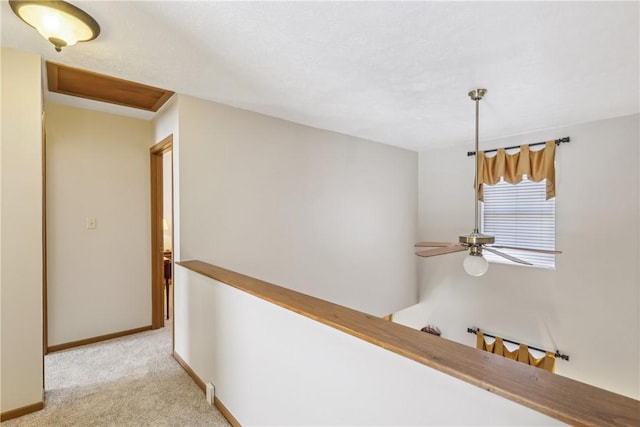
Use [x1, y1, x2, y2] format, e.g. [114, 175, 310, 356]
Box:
[150, 135, 173, 330]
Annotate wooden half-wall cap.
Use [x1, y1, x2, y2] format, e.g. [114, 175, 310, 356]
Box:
[46, 61, 174, 112]
[177, 260, 640, 427]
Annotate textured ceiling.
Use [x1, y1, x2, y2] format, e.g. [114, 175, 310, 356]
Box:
[2, 1, 638, 151]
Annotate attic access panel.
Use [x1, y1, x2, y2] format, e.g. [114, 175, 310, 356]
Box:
[46, 61, 174, 112]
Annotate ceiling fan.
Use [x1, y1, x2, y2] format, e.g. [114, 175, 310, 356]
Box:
[415, 88, 561, 276]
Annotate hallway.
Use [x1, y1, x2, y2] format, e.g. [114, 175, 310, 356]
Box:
[1, 325, 229, 426]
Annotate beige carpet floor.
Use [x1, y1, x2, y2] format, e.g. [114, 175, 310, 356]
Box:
[2, 323, 230, 427]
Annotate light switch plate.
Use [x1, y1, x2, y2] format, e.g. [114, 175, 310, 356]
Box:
[86, 217, 96, 229]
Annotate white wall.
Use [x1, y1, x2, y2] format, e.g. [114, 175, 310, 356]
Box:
[177, 95, 417, 316]
[45, 103, 152, 346]
[394, 114, 640, 399]
[0, 48, 43, 412]
[174, 265, 561, 426]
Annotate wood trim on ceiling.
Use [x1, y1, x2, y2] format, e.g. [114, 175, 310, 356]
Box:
[46, 62, 174, 112]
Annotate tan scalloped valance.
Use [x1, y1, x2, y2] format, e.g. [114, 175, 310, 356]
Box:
[476, 331, 556, 373]
[478, 141, 556, 201]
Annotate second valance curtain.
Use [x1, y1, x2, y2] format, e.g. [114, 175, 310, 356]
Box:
[477, 140, 556, 201]
[476, 331, 556, 373]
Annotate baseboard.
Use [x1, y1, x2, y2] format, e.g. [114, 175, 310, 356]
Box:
[0, 401, 44, 422]
[47, 325, 152, 353]
[213, 396, 241, 427]
[172, 351, 206, 390]
[172, 351, 241, 427]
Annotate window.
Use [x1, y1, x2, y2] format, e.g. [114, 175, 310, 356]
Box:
[481, 176, 556, 269]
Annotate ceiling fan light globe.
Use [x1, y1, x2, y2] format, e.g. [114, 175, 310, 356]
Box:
[463, 254, 489, 277]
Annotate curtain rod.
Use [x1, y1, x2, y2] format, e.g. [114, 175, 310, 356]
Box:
[467, 327, 569, 361]
[467, 136, 570, 157]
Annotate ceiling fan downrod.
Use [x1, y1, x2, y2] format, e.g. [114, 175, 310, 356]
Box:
[459, 88, 494, 252]
[469, 88, 485, 235]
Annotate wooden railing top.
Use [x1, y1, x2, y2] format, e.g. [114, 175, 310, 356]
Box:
[178, 260, 639, 427]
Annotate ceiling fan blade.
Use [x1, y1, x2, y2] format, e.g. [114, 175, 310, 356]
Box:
[484, 247, 533, 265]
[416, 245, 467, 257]
[415, 241, 456, 248]
[491, 245, 562, 254]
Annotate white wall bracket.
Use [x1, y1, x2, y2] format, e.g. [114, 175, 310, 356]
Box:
[205, 382, 215, 405]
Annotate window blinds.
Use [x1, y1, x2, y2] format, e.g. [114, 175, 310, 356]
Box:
[482, 177, 556, 269]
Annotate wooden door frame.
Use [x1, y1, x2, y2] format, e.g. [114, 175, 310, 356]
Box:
[42, 112, 48, 367]
[150, 135, 173, 329]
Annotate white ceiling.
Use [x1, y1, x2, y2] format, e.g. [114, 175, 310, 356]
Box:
[2, 1, 638, 151]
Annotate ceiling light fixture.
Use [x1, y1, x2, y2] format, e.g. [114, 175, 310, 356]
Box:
[9, 0, 100, 52]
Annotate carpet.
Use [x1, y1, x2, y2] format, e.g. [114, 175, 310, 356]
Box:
[2, 323, 230, 427]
